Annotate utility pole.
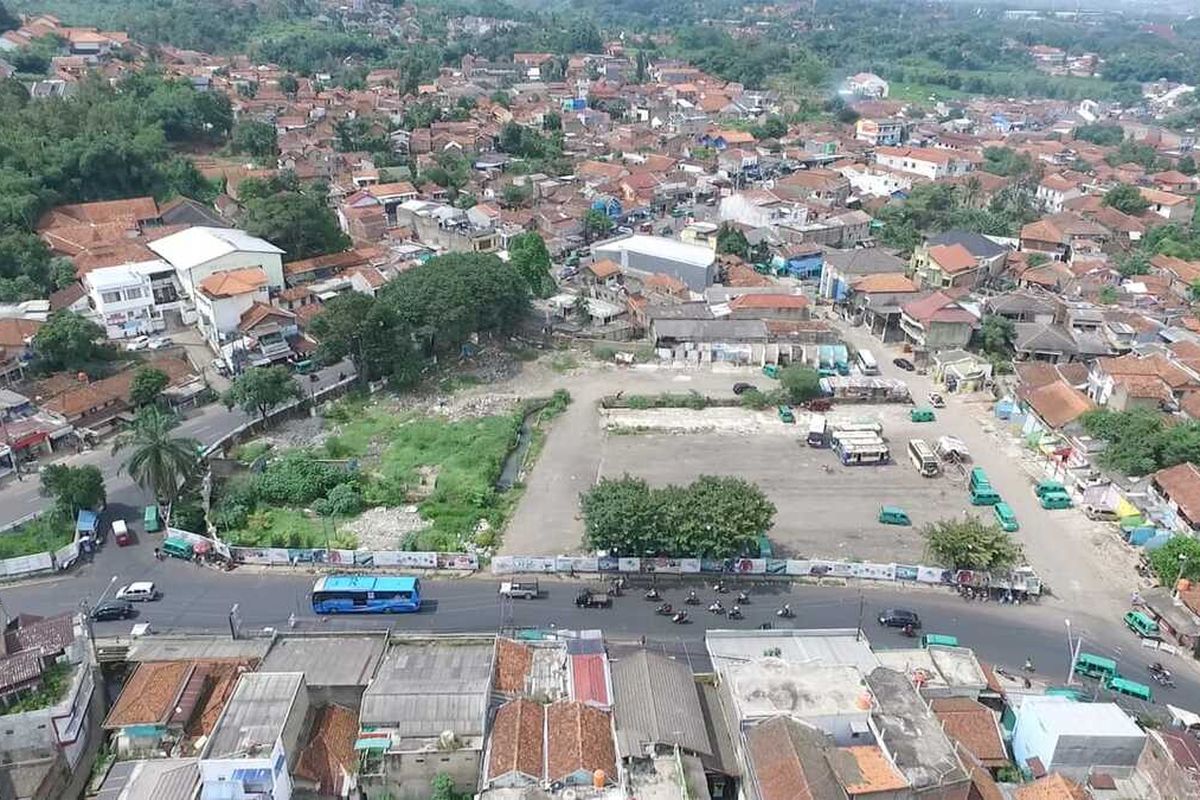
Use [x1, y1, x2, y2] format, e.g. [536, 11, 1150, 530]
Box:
[856, 588, 864, 641]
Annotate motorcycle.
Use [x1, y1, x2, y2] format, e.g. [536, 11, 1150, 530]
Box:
[684, 591, 700, 605]
[655, 603, 673, 615]
[644, 588, 660, 601]
[713, 581, 728, 594]
[901, 624, 917, 638]
[737, 591, 750, 604]
[776, 605, 794, 619]
[672, 611, 688, 624]
[728, 606, 743, 620]
[1149, 662, 1175, 687]
[708, 601, 725, 615]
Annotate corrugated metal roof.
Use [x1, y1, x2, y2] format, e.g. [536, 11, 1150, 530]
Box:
[360, 641, 493, 735]
[260, 636, 385, 687]
[148, 226, 282, 270]
[570, 653, 609, 707]
[204, 672, 305, 759]
[612, 651, 711, 758]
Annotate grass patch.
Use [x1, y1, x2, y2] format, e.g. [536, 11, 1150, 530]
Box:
[1, 662, 72, 715]
[233, 440, 272, 464]
[438, 373, 483, 393]
[549, 353, 579, 373]
[0, 514, 74, 560]
[224, 507, 358, 549]
[623, 391, 709, 410]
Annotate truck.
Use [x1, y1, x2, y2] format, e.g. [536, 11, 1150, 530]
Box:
[499, 580, 540, 599]
[574, 589, 612, 608]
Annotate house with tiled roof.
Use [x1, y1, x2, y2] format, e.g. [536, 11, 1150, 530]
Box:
[847, 273, 920, 342]
[911, 242, 980, 290]
[874, 145, 975, 180]
[1037, 173, 1084, 213]
[1087, 352, 1198, 409]
[194, 267, 270, 351]
[485, 698, 544, 789]
[41, 356, 194, 431]
[546, 700, 618, 787]
[1020, 213, 1109, 263]
[1149, 254, 1200, 300]
[1140, 186, 1195, 222]
[900, 291, 978, 351]
[293, 704, 359, 797]
[1152, 462, 1200, 533]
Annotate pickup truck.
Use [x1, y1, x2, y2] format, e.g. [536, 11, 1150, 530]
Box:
[499, 581, 539, 599]
[574, 590, 612, 608]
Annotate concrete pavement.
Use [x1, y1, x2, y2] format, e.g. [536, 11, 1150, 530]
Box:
[4, 563, 1192, 711]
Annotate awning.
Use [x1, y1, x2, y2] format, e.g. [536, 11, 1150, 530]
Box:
[355, 736, 391, 751]
[75, 510, 98, 533]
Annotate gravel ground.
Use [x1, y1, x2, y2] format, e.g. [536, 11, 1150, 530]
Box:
[340, 505, 431, 551]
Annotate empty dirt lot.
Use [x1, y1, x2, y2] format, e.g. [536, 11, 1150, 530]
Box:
[597, 405, 974, 563]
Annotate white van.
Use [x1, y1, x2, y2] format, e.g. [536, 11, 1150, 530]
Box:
[116, 581, 160, 602]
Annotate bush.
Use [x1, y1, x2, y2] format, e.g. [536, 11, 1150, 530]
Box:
[234, 441, 271, 464]
[314, 482, 364, 517]
[253, 452, 357, 506]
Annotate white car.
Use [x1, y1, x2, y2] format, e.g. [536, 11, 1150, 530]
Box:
[147, 337, 173, 350]
[123, 336, 149, 351]
[115, 581, 160, 602]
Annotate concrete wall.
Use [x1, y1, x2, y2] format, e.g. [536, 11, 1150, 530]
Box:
[282, 681, 312, 767]
[364, 747, 481, 800]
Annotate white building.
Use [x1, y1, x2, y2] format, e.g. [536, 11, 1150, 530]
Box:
[194, 268, 270, 351]
[874, 146, 974, 181]
[846, 72, 890, 99]
[200, 672, 309, 800]
[82, 263, 165, 340]
[147, 227, 285, 298]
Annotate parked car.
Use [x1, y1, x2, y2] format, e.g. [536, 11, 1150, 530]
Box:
[116, 581, 160, 602]
[123, 336, 149, 352]
[210, 358, 230, 377]
[732, 382, 757, 395]
[878, 608, 921, 628]
[91, 599, 134, 621]
[147, 336, 173, 350]
[112, 519, 133, 547]
[927, 392, 946, 408]
[893, 358, 915, 372]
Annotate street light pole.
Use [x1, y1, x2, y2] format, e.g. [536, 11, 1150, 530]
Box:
[1175, 553, 1189, 598]
[1065, 619, 1074, 685]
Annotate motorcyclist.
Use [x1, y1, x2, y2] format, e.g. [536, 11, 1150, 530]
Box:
[777, 603, 793, 618]
[902, 623, 915, 637]
[1024, 658, 1035, 672]
[737, 591, 749, 603]
[729, 605, 743, 619]
[672, 610, 688, 623]
[708, 600, 724, 614]
[645, 587, 660, 600]
[686, 590, 699, 604]
[656, 602, 672, 614]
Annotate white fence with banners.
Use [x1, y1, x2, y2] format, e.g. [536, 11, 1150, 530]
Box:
[0, 552, 54, 578]
[229, 546, 478, 571]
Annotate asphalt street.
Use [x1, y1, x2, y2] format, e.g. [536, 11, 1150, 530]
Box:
[4, 558, 1196, 712]
[0, 360, 354, 530]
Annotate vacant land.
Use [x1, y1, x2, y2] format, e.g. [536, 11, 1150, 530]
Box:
[598, 404, 970, 563]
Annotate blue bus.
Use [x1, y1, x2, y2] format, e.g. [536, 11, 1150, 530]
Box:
[311, 575, 422, 614]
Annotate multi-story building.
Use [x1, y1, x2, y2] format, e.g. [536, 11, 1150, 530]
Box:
[82, 262, 165, 340]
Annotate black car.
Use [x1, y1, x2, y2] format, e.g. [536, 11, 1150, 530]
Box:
[878, 608, 921, 628]
[733, 382, 758, 395]
[91, 599, 134, 621]
[892, 357, 916, 372]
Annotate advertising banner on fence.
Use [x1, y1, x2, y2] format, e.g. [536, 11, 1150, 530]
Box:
[597, 556, 619, 572]
[438, 553, 478, 570]
[895, 565, 919, 581]
[492, 556, 557, 574]
[918, 566, 952, 584]
[618, 558, 640, 573]
[374, 551, 437, 569]
[679, 558, 701, 574]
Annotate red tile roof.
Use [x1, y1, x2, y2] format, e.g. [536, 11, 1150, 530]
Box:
[745, 716, 816, 800]
[927, 243, 978, 274]
[1154, 463, 1200, 524]
[729, 293, 809, 310]
[587, 259, 622, 279]
[1020, 380, 1095, 429]
[104, 661, 193, 727]
[546, 700, 616, 784]
[930, 698, 1009, 767]
[293, 705, 359, 797]
[571, 653, 610, 707]
[902, 291, 976, 326]
[495, 639, 532, 695]
[198, 268, 268, 298]
[487, 698, 545, 782]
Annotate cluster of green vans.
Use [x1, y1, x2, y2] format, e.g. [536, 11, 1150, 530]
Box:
[1073, 652, 1153, 702]
[1123, 610, 1160, 640]
[1034, 480, 1073, 510]
[968, 467, 1001, 506]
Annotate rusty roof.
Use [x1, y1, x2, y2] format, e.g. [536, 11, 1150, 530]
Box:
[1014, 773, 1089, 800]
[587, 259, 622, 279]
[729, 293, 809, 310]
[104, 661, 193, 728]
[197, 268, 268, 298]
[835, 745, 909, 794]
[494, 639, 533, 695]
[1020, 380, 1095, 429]
[42, 357, 194, 419]
[0, 651, 44, 694]
[4, 613, 74, 657]
[487, 698, 545, 781]
[546, 700, 616, 784]
[930, 698, 1009, 767]
[927, 243, 978, 274]
[1154, 463, 1200, 524]
[293, 704, 360, 796]
[570, 653, 610, 707]
[0, 318, 42, 349]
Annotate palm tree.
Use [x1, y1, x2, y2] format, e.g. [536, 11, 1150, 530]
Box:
[112, 407, 200, 521]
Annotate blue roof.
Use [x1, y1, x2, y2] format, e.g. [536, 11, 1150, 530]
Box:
[75, 510, 98, 532]
[315, 575, 418, 593]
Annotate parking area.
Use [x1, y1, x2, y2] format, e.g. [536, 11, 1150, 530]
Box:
[598, 404, 973, 563]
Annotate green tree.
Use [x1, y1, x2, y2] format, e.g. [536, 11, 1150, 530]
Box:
[715, 223, 750, 259]
[1081, 408, 1167, 475]
[308, 292, 420, 389]
[49, 257, 77, 290]
[666, 475, 775, 557]
[111, 406, 199, 513]
[0, 2, 17, 33]
[223, 365, 301, 423]
[508, 232, 553, 296]
[502, 183, 533, 208]
[430, 773, 468, 800]
[130, 366, 169, 407]
[582, 209, 614, 244]
[1179, 155, 1197, 176]
[231, 120, 278, 159]
[779, 365, 822, 403]
[1098, 286, 1119, 305]
[1103, 183, 1149, 216]
[922, 517, 1023, 571]
[242, 189, 350, 261]
[979, 315, 1015, 356]
[39, 464, 105, 516]
[1149, 536, 1200, 587]
[278, 73, 299, 96]
[31, 311, 107, 372]
[1117, 250, 1150, 277]
[581, 476, 664, 556]
[1191, 279, 1200, 303]
[635, 49, 648, 83]
[1073, 123, 1125, 146]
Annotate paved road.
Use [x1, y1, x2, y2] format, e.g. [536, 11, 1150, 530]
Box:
[0, 360, 354, 530]
[3, 562, 1194, 711]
